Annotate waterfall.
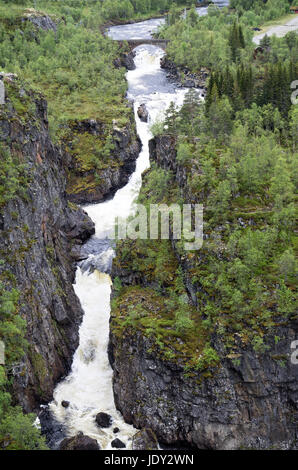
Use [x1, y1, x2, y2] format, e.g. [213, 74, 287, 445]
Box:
[49, 43, 192, 449]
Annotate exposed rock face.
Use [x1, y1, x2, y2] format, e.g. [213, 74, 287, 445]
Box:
[109, 135, 298, 450]
[59, 432, 100, 450]
[110, 327, 298, 450]
[64, 116, 141, 205]
[160, 56, 209, 89]
[132, 429, 159, 450]
[137, 104, 149, 123]
[0, 79, 94, 411]
[22, 9, 59, 32]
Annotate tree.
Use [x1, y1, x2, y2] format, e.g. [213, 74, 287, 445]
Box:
[164, 101, 179, 135]
[289, 106, 298, 151]
[278, 249, 297, 282]
[207, 96, 233, 141]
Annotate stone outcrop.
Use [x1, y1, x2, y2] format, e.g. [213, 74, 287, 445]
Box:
[0, 78, 94, 411]
[114, 51, 136, 71]
[160, 56, 209, 90]
[110, 326, 298, 450]
[111, 438, 126, 448]
[64, 116, 141, 205]
[22, 9, 59, 32]
[109, 135, 298, 450]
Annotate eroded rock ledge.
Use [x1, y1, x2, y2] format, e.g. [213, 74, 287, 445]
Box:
[63, 114, 141, 205]
[160, 56, 209, 91]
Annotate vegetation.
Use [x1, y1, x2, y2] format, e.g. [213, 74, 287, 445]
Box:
[111, 0, 297, 370]
[0, 0, 297, 449]
[159, 0, 296, 71]
[0, 275, 48, 449]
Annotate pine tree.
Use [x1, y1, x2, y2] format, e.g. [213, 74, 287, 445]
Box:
[164, 101, 179, 135]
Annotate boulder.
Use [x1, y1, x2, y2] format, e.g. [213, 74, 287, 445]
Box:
[114, 51, 136, 71]
[111, 438, 126, 448]
[95, 412, 112, 428]
[113, 427, 120, 433]
[132, 429, 159, 450]
[22, 9, 58, 32]
[59, 432, 100, 450]
[137, 104, 149, 123]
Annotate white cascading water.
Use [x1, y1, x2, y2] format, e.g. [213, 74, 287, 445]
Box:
[49, 1, 230, 450]
[50, 44, 191, 450]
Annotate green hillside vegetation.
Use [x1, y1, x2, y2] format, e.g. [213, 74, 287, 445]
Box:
[159, 0, 297, 71]
[112, 0, 297, 370]
[112, 88, 297, 369]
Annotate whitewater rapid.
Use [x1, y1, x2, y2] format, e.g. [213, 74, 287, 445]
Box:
[49, 44, 191, 450]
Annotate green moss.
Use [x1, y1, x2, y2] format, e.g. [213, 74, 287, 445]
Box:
[29, 350, 48, 392]
[111, 285, 210, 370]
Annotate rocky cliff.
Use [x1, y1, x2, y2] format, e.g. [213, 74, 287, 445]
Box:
[110, 320, 298, 450]
[109, 134, 298, 450]
[64, 114, 141, 205]
[160, 56, 209, 91]
[0, 75, 94, 411]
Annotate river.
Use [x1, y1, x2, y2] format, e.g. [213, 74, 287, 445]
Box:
[49, 2, 228, 450]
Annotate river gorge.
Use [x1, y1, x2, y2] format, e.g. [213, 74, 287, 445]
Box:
[38, 1, 296, 451]
[47, 2, 230, 450]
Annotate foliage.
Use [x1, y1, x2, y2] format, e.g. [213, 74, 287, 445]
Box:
[0, 145, 28, 208]
[0, 278, 47, 450]
[0, 403, 47, 450]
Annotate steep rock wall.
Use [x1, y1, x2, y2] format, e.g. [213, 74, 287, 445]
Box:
[64, 115, 141, 205]
[0, 76, 94, 411]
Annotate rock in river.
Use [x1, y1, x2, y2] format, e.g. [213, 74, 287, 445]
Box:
[59, 432, 100, 450]
[137, 104, 149, 122]
[95, 412, 112, 428]
[111, 438, 126, 448]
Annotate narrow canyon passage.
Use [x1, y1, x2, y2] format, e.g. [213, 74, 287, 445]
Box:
[50, 43, 190, 450]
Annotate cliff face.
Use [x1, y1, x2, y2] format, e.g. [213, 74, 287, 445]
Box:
[110, 323, 298, 450]
[109, 134, 298, 450]
[160, 56, 209, 91]
[0, 75, 94, 411]
[64, 115, 141, 205]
